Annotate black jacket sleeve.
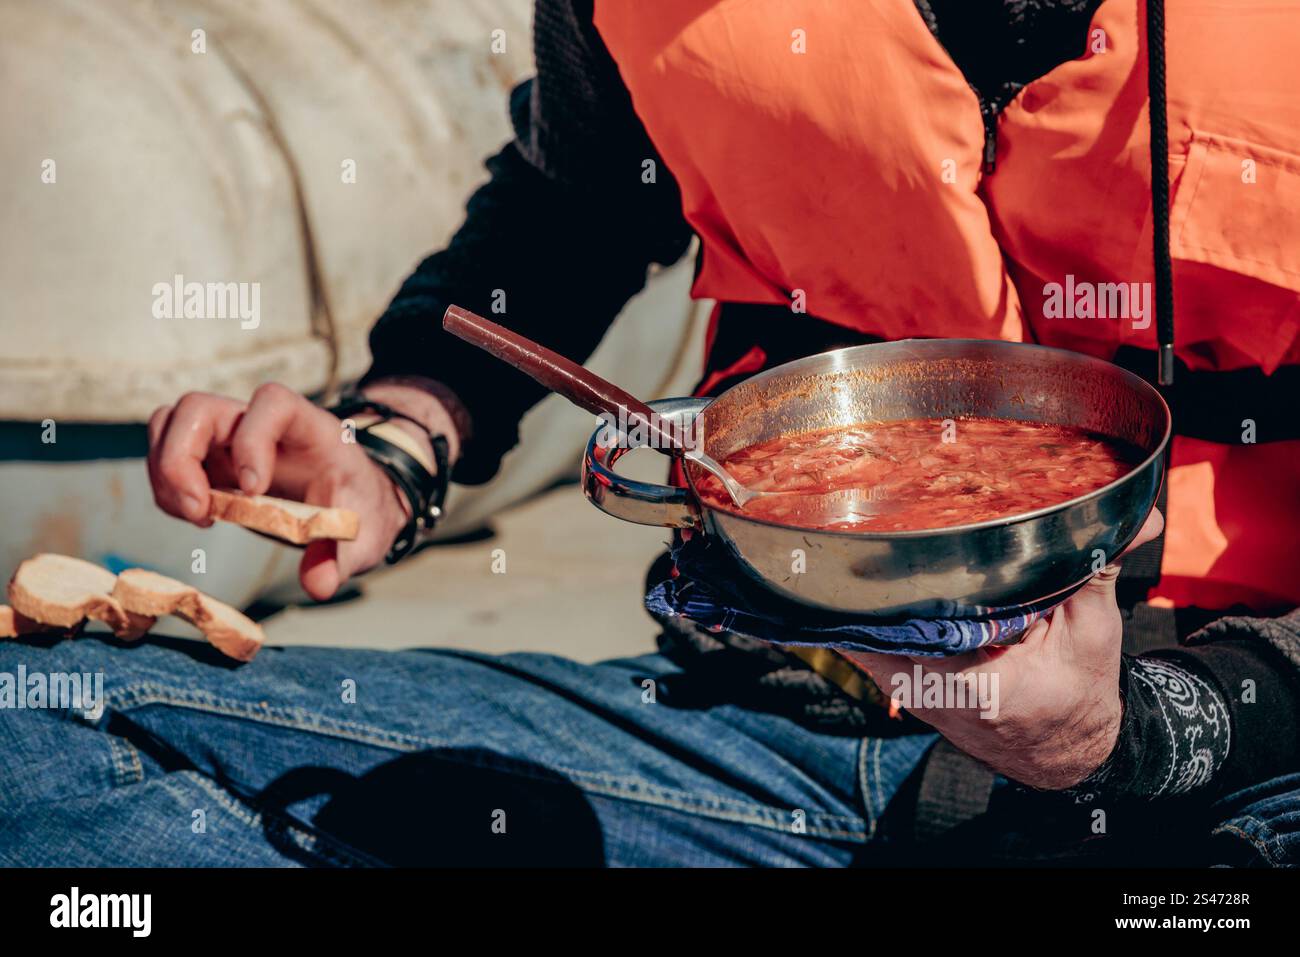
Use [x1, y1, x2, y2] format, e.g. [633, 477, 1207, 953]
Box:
[1080, 609, 1300, 799]
[363, 0, 693, 483]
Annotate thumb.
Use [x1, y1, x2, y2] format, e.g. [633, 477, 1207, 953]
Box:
[1053, 549, 1126, 656]
[1067, 504, 1165, 618]
[1068, 504, 1165, 617]
[299, 540, 341, 601]
[1072, 557, 1122, 611]
[1119, 506, 1165, 558]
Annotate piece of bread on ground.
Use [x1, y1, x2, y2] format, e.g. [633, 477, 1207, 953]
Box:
[1, 605, 46, 638]
[208, 490, 360, 545]
[0, 606, 82, 639]
[112, 568, 264, 662]
[7, 554, 154, 639]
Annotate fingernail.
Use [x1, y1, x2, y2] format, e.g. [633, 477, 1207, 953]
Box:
[182, 494, 203, 519]
[239, 466, 258, 493]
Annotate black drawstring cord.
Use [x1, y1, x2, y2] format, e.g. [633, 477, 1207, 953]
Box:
[1147, 0, 1176, 386]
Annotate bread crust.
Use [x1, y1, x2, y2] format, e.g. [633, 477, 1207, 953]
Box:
[208, 490, 360, 544]
[1, 605, 44, 638]
[112, 568, 264, 662]
[192, 611, 264, 663]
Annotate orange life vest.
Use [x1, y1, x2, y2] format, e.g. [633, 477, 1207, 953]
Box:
[594, 0, 1300, 613]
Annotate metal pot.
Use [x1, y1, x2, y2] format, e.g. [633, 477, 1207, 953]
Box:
[582, 339, 1170, 619]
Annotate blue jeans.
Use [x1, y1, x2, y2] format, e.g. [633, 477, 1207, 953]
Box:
[0, 634, 1294, 866]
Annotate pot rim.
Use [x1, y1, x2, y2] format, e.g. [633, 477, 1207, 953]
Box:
[683, 338, 1173, 541]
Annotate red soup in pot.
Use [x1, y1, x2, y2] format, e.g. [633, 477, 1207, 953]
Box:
[692, 417, 1141, 532]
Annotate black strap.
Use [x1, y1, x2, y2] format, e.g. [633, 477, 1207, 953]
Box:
[702, 302, 883, 397]
[357, 430, 450, 564]
[1116, 459, 1169, 604]
[1112, 347, 1300, 443]
[1120, 601, 1234, 654]
[326, 391, 451, 564]
[913, 740, 997, 843]
[1121, 602, 1180, 654]
[329, 393, 441, 441]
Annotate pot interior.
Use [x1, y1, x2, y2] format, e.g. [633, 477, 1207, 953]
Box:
[696, 340, 1169, 464]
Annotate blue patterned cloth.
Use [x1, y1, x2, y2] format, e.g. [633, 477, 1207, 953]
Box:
[645, 535, 1063, 658]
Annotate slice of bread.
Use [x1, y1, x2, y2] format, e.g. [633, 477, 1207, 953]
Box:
[208, 490, 360, 545]
[7, 554, 154, 639]
[0, 605, 46, 638]
[112, 568, 264, 662]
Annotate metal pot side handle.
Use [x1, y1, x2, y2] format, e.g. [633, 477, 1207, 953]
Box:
[580, 397, 711, 529]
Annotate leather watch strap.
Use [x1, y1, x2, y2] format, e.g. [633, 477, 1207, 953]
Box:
[364, 420, 434, 472]
[326, 391, 450, 563]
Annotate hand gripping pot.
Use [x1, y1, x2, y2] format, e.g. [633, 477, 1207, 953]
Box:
[582, 339, 1170, 619]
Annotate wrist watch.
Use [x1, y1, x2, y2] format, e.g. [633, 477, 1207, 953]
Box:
[326, 390, 450, 564]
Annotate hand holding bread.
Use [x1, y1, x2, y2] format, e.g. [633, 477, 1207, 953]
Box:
[3, 384, 456, 661]
[146, 383, 409, 600]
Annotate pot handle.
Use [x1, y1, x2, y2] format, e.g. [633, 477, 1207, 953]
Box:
[581, 397, 710, 529]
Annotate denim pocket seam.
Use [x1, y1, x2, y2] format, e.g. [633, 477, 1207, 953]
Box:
[162, 770, 259, 830]
[107, 735, 144, 788]
[107, 682, 869, 842]
[107, 683, 434, 753]
[1212, 817, 1283, 867]
[562, 771, 868, 841]
[857, 738, 879, 838]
